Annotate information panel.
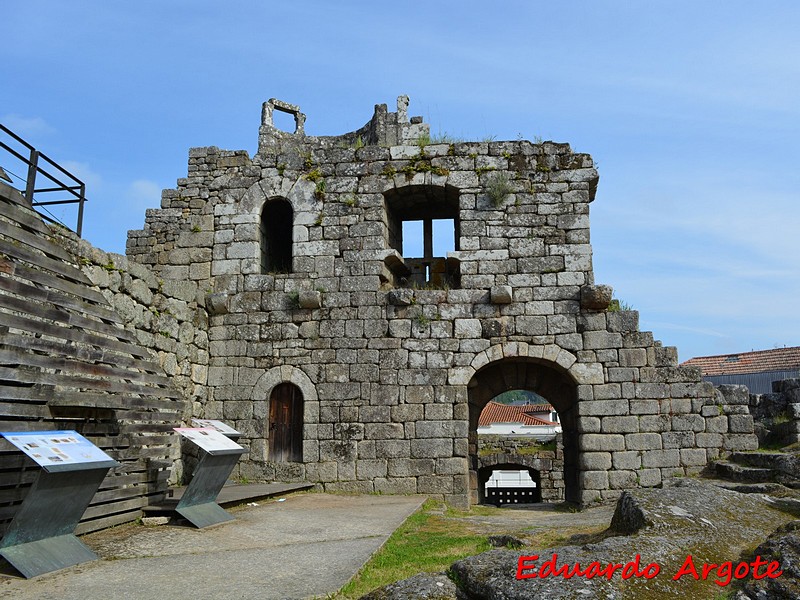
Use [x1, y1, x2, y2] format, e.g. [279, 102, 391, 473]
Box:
[174, 427, 244, 454]
[1, 430, 115, 470]
[191, 419, 240, 436]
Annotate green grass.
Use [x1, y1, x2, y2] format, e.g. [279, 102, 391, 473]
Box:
[331, 499, 607, 598]
[334, 500, 491, 598]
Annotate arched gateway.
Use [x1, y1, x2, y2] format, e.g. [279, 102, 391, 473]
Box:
[468, 357, 579, 503]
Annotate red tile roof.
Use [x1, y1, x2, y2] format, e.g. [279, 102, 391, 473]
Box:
[525, 404, 555, 414]
[478, 401, 558, 427]
[681, 347, 800, 376]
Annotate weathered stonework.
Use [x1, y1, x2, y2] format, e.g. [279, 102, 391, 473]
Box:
[477, 435, 564, 502]
[125, 96, 757, 505]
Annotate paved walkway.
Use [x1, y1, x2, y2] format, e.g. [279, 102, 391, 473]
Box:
[0, 493, 425, 600]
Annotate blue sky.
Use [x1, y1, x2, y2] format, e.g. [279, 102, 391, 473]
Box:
[2, 1, 799, 362]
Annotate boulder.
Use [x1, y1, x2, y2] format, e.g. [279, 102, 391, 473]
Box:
[738, 520, 800, 599]
[360, 573, 462, 600]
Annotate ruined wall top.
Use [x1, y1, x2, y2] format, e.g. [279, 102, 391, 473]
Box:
[258, 95, 430, 154]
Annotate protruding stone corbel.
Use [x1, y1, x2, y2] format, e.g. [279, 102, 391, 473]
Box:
[490, 285, 513, 304]
[205, 293, 229, 316]
[387, 289, 414, 306]
[298, 290, 322, 309]
[580, 285, 613, 311]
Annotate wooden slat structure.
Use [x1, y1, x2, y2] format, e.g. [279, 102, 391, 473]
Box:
[0, 181, 185, 537]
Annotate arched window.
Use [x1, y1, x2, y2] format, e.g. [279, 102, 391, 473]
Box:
[269, 382, 303, 462]
[260, 198, 293, 274]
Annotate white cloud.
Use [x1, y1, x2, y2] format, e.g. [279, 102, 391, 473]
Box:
[58, 160, 103, 190]
[1, 114, 55, 138]
[126, 179, 163, 209]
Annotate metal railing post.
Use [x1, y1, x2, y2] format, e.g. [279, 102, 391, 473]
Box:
[76, 183, 85, 237]
[24, 149, 39, 206]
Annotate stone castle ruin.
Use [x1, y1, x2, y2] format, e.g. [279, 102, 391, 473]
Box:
[0, 96, 758, 531]
[124, 95, 757, 506]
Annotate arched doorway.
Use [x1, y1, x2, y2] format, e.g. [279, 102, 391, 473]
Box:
[468, 357, 579, 504]
[269, 382, 303, 462]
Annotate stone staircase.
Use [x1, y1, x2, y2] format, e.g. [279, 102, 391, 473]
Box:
[714, 451, 800, 489]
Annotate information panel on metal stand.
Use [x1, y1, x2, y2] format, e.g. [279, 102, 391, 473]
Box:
[173, 427, 247, 529]
[0, 430, 120, 578]
[190, 419, 241, 440]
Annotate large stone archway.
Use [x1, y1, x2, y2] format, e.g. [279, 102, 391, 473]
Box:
[467, 356, 580, 504]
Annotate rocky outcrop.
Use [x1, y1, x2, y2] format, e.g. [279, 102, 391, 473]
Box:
[363, 480, 800, 599]
[361, 573, 465, 600]
[737, 521, 800, 599]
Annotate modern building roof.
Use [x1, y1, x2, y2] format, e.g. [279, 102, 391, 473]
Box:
[682, 346, 800, 377]
[478, 401, 558, 427]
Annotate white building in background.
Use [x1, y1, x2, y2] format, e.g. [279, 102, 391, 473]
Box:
[485, 469, 537, 489]
[477, 401, 561, 440]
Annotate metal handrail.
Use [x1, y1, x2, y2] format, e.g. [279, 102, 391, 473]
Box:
[0, 123, 86, 236]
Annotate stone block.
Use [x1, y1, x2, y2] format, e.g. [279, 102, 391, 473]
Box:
[417, 475, 454, 494]
[454, 318, 482, 338]
[391, 404, 424, 423]
[629, 400, 659, 415]
[728, 414, 754, 433]
[583, 331, 623, 350]
[607, 311, 639, 333]
[578, 400, 628, 416]
[637, 468, 662, 487]
[625, 433, 663, 451]
[375, 440, 410, 458]
[608, 470, 638, 490]
[364, 423, 405, 439]
[717, 384, 750, 405]
[356, 459, 388, 480]
[680, 448, 707, 467]
[639, 414, 671, 433]
[577, 416, 601, 433]
[579, 434, 625, 452]
[695, 432, 723, 448]
[601, 416, 639, 433]
[388, 458, 435, 477]
[374, 477, 417, 494]
[723, 434, 759, 451]
[671, 414, 705, 432]
[662, 431, 695, 449]
[360, 406, 391, 423]
[515, 316, 547, 336]
[579, 470, 609, 490]
[640, 449, 680, 468]
[436, 457, 467, 475]
[410, 438, 453, 458]
[612, 451, 641, 470]
[306, 461, 337, 483]
[415, 420, 461, 438]
[578, 452, 612, 470]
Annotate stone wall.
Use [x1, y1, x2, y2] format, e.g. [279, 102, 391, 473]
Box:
[477, 435, 564, 502]
[56, 232, 211, 482]
[748, 378, 800, 446]
[123, 96, 758, 505]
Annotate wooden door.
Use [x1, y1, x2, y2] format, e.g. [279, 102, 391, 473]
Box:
[269, 383, 302, 462]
